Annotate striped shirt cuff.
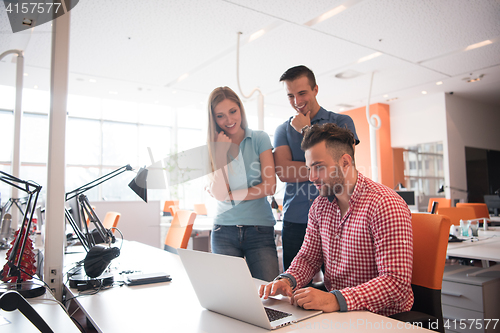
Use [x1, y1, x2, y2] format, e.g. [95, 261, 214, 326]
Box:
[330, 290, 347, 312]
[279, 273, 297, 289]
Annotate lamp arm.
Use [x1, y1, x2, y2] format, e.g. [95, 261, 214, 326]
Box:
[79, 194, 110, 245]
[1, 172, 42, 280]
[65, 164, 132, 201]
[64, 208, 91, 252]
[0, 290, 54, 333]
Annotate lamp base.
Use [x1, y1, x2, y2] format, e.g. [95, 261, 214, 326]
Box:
[0, 278, 46, 298]
[68, 272, 114, 291]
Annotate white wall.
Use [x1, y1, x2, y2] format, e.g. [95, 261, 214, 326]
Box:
[390, 92, 500, 204]
[390, 93, 447, 148]
[445, 94, 500, 203]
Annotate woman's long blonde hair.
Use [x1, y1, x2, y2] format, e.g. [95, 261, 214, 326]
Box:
[207, 86, 248, 173]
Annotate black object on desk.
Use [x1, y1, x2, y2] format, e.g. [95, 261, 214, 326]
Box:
[0, 290, 53, 333]
[125, 272, 171, 286]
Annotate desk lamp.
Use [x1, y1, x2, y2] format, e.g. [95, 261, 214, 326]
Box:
[438, 185, 467, 193]
[0, 171, 44, 298]
[0, 290, 53, 332]
[65, 165, 147, 280]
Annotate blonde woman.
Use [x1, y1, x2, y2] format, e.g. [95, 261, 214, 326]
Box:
[207, 86, 279, 282]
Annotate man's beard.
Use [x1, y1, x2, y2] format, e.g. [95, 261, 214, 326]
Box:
[318, 176, 345, 197]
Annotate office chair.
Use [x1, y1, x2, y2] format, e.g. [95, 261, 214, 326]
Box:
[390, 213, 451, 332]
[427, 198, 451, 213]
[164, 210, 196, 254]
[163, 200, 179, 216]
[455, 203, 490, 219]
[169, 205, 180, 216]
[102, 211, 121, 234]
[193, 203, 207, 215]
[435, 207, 476, 226]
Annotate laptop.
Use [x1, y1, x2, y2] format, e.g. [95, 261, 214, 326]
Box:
[177, 249, 322, 330]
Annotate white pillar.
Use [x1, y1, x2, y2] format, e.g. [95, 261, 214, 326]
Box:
[257, 93, 264, 131]
[43, 11, 71, 301]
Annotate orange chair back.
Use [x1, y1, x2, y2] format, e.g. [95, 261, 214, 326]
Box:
[102, 211, 121, 233]
[193, 204, 207, 215]
[164, 210, 196, 253]
[163, 200, 179, 215]
[455, 203, 490, 219]
[411, 213, 451, 290]
[436, 207, 476, 226]
[427, 198, 451, 212]
[169, 205, 180, 216]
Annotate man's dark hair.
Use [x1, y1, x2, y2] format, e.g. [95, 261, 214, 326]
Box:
[279, 65, 316, 90]
[301, 123, 355, 162]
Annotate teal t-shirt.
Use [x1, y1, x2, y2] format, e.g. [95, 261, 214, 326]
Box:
[214, 128, 275, 226]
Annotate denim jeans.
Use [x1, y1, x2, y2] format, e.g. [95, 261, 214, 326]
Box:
[211, 225, 279, 282]
[282, 220, 308, 271]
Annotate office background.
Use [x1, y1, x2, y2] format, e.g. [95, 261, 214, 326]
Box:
[1, 0, 500, 209]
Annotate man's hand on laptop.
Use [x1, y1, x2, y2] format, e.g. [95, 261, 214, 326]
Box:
[259, 279, 293, 301]
[291, 287, 340, 312]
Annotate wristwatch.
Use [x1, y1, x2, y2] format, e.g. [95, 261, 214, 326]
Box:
[273, 275, 293, 288]
[300, 125, 310, 135]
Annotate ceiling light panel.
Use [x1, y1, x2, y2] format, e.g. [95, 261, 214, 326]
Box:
[422, 42, 500, 76]
[225, 0, 348, 25]
[311, 0, 500, 63]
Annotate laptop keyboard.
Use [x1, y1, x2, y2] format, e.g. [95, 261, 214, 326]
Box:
[264, 307, 292, 322]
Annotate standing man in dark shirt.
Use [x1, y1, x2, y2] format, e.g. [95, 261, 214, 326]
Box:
[273, 65, 359, 271]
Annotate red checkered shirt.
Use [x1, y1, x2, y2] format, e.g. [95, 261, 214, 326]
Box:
[287, 172, 414, 316]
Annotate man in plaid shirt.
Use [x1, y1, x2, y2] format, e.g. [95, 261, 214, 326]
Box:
[260, 123, 413, 316]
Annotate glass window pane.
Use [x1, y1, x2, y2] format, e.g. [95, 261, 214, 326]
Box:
[138, 125, 170, 167]
[0, 85, 15, 110]
[138, 104, 174, 126]
[22, 89, 50, 114]
[177, 107, 205, 130]
[102, 99, 138, 123]
[177, 128, 203, 152]
[20, 113, 49, 163]
[66, 118, 101, 165]
[0, 111, 13, 161]
[102, 122, 138, 166]
[67, 95, 102, 119]
[65, 167, 100, 201]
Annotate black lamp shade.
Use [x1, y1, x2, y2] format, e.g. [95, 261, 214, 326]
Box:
[128, 167, 148, 203]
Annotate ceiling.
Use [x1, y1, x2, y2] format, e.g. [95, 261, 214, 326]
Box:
[1, 0, 499, 120]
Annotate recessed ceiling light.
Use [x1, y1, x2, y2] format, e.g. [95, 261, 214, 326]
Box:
[172, 90, 177, 94]
[421, 91, 427, 95]
[304, 5, 347, 26]
[109, 91, 118, 95]
[436, 81, 443, 85]
[386, 97, 398, 102]
[357, 52, 382, 64]
[465, 74, 484, 83]
[249, 29, 265, 42]
[339, 108, 345, 112]
[23, 73, 28, 76]
[334, 69, 362, 79]
[89, 79, 97, 83]
[383, 94, 388, 98]
[465, 39, 492, 51]
[76, 78, 84, 81]
[177, 73, 189, 82]
[34, 85, 38, 89]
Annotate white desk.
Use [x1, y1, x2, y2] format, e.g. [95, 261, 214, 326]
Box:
[0, 286, 80, 333]
[64, 241, 430, 332]
[447, 227, 500, 265]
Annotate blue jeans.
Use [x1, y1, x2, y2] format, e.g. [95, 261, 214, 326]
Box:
[282, 220, 308, 271]
[211, 225, 279, 282]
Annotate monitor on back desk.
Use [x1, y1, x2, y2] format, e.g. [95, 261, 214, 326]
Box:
[484, 194, 500, 216]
